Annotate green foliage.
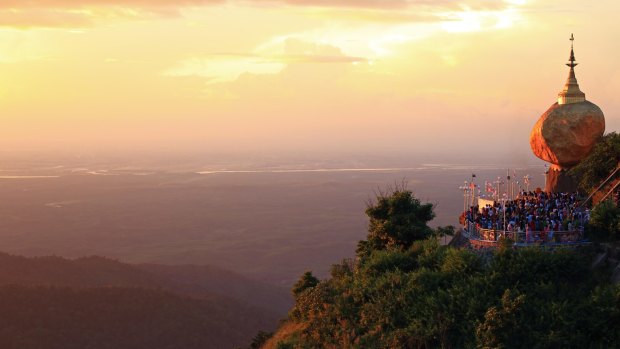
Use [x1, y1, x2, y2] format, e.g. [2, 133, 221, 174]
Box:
[0, 253, 283, 349]
[358, 249, 419, 276]
[249, 331, 273, 349]
[292, 271, 319, 298]
[475, 289, 526, 349]
[282, 239, 620, 348]
[357, 187, 435, 257]
[0, 285, 274, 349]
[434, 225, 456, 239]
[570, 132, 620, 193]
[589, 200, 620, 241]
[277, 192, 620, 349]
[330, 259, 355, 279]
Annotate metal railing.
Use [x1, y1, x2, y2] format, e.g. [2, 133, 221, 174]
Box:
[464, 221, 585, 245]
[600, 180, 620, 203]
[581, 162, 620, 207]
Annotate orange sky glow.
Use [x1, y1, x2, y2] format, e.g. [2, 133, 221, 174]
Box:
[0, 0, 618, 161]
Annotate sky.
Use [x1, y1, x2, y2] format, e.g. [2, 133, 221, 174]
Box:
[0, 0, 618, 163]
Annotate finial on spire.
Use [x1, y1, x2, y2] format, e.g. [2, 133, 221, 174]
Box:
[567, 33, 577, 68]
[558, 33, 585, 104]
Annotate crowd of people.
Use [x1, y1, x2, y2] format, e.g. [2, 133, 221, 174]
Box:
[463, 191, 589, 243]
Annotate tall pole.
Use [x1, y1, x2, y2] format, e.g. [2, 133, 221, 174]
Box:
[503, 196, 507, 232]
[515, 181, 520, 197]
[471, 174, 476, 207]
[507, 170, 511, 200]
[465, 181, 469, 211]
[524, 175, 531, 192]
[459, 183, 469, 216]
[494, 177, 502, 202]
[511, 170, 515, 200]
[464, 186, 469, 211]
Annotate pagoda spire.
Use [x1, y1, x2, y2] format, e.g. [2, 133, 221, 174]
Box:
[567, 33, 577, 69]
[558, 33, 586, 105]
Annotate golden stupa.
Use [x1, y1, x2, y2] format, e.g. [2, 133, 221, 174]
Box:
[529, 34, 605, 192]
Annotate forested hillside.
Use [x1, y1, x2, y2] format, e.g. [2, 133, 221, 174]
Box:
[264, 189, 620, 349]
[0, 285, 272, 349]
[138, 263, 292, 315]
[0, 252, 289, 348]
[0, 252, 291, 313]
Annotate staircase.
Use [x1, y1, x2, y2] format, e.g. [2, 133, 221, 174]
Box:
[581, 162, 620, 207]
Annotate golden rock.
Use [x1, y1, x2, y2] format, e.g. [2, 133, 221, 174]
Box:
[530, 101, 605, 168]
[530, 34, 605, 171]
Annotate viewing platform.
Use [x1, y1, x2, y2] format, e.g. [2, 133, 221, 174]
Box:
[457, 181, 593, 249]
[462, 221, 590, 249]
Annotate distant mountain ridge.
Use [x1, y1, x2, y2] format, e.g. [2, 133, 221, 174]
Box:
[0, 252, 292, 313]
[136, 263, 292, 315]
[0, 252, 292, 349]
[0, 285, 270, 349]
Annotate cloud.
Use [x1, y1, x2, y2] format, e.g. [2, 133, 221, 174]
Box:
[164, 53, 366, 83]
[164, 56, 286, 84]
[0, 0, 521, 12]
[0, 0, 524, 28]
[267, 0, 512, 11]
[0, 0, 504, 9]
[0, 9, 92, 29]
[0, 0, 224, 7]
[165, 39, 366, 83]
[0, 0, 225, 28]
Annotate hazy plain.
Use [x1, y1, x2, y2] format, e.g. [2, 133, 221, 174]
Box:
[0, 155, 545, 286]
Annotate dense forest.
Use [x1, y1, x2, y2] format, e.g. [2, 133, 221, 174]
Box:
[0, 285, 273, 349]
[262, 187, 620, 349]
[570, 132, 620, 193]
[0, 253, 290, 349]
[0, 253, 292, 315]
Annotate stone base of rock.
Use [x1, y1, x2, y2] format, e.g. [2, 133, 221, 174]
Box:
[546, 168, 577, 193]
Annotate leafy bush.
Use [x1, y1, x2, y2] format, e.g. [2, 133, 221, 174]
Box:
[283, 242, 619, 349]
[292, 272, 319, 299]
[589, 200, 620, 241]
[570, 132, 620, 193]
[357, 186, 435, 258]
[278, 192, 620, 349]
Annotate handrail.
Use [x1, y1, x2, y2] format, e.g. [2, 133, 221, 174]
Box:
[476, 228, 582, 236]
[581, 162, 620, 207]
[465, 221, 584, 235]
[464, 222, 584, 244]
[599, 179, 620, 203]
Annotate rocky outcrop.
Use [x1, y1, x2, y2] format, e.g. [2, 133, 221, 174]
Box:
[545, 166, 578, 193]
[530, 101, 605, 169]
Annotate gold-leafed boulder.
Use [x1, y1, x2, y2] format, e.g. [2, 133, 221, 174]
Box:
[530, 101, 605, 168]
[529, 34, 605, 192]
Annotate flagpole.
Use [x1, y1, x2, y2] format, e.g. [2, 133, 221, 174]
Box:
[495, 177, 501, 202]
[503, 195, 507, 233]
[459, 182, 469, 216]
[471, 174, 476, 207]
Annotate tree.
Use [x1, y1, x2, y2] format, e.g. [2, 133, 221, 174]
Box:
[569, 132, 620, 193]
[275, 186, 620, 349]
[248, 331, 272, 349]
[476, 289, 527, 349]
[292, 271, 319, 298]
[279, 237, 620, 349]
[434, 225, 456, 245]
[357, 187, 435, 257]
[589, 200, 620, 241]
